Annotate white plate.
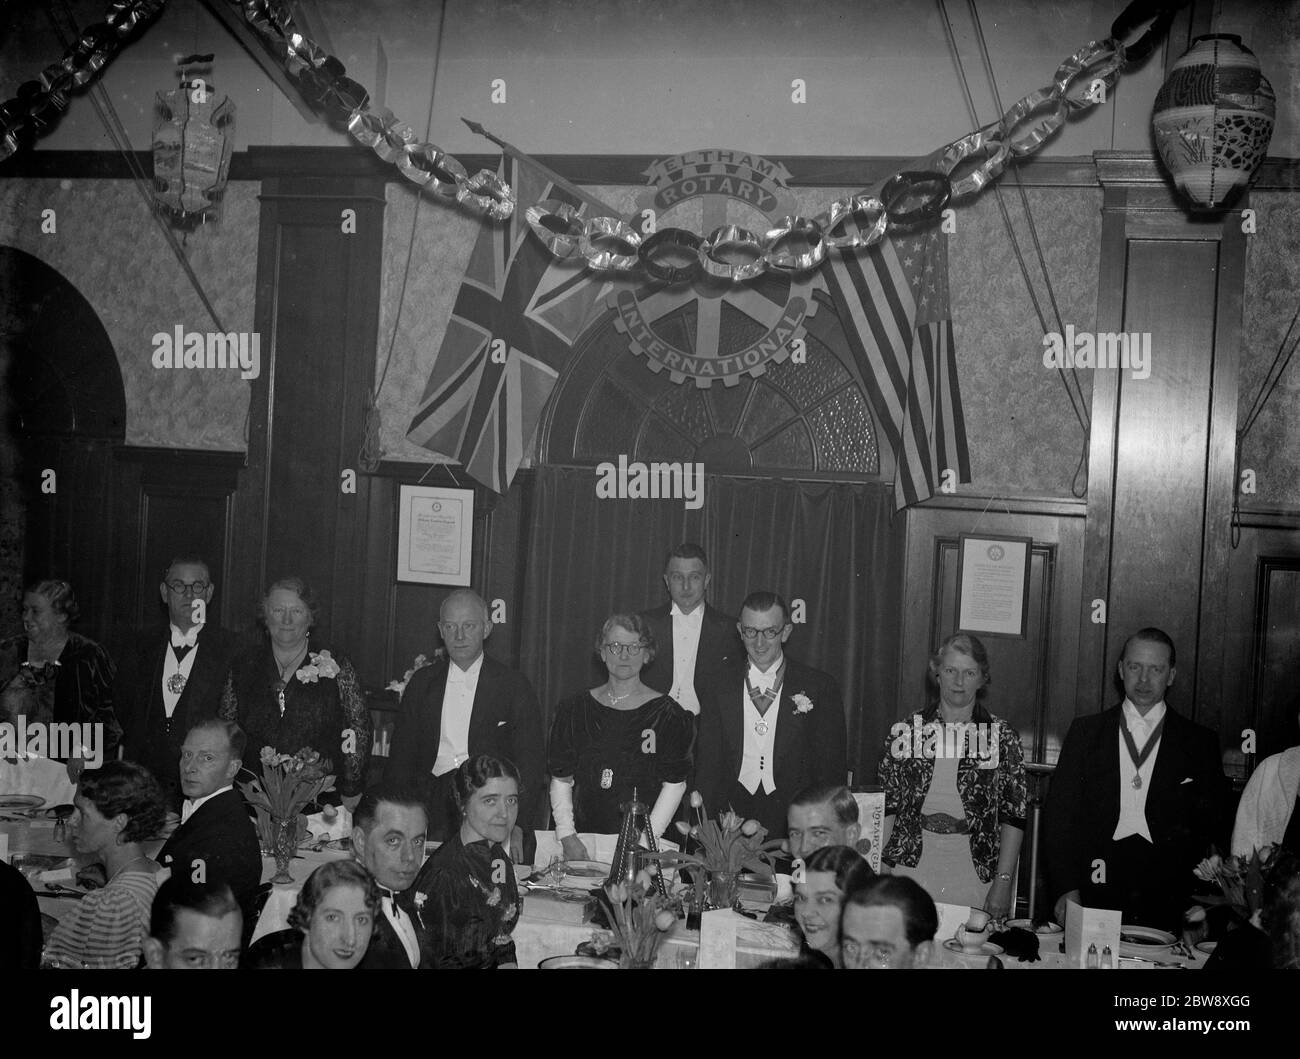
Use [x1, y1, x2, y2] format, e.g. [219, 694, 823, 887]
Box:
[560, 860, 611, 890]
[1007, 918, 1063, 935]
[538, 955, 618, 969]
[0, 794, 45, 810]
[1119, 924, 1177, 955]
[943, 939, 1005, 957]
[1195, 941, 1217, 955]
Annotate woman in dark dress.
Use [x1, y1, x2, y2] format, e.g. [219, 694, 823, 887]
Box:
[411, 755, 522, 969]
[0, 579, 121, 774]
[548, 613, 693, 861]
[246, 860, 380, 969]
[219, 577, 370, 798]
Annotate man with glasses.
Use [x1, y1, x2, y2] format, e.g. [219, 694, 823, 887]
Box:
[639, 543, 740, 717]
[840, 875, 938, 969]
[388, 589, 543, 854]
[696, 591, 846, 839]
[115, 557, 236, 808]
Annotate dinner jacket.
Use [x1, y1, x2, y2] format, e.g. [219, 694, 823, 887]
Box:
[158, 787, 262, 925]
[114, 624, 237, 804]
[359, 889, 421, 969]
[387, 654, 544, 830]
[638, 602, 742, 702]
[1044, 703, 1225, 910]
[695, 656, 847, 818]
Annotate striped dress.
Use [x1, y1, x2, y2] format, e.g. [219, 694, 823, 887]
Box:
[42, 864, 162, 969]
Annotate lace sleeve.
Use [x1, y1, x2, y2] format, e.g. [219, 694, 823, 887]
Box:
[336, 658, 372, 797]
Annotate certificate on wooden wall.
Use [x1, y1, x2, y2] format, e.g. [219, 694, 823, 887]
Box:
[396, 485, 473, 585]
[956, 534, 1032, 638]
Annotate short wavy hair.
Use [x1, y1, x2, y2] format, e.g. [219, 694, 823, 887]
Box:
[451, 754, 521, 814]
[789, 785, 859, 826]
[929, 633, 992, 699]
[595, 612, 657, 664]
[801, 844, 875, 893]
[78, 761, 168, 844]
[25, 579, 80, 624]
[288, 860, 381, 933]
[843, 875, 938, 947]
[259, 576, 320, 628]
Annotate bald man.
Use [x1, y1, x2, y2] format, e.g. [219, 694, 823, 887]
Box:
[388, 590, 543, 849]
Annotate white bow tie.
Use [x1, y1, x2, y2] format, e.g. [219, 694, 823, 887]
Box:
[172, 630, 199, 649]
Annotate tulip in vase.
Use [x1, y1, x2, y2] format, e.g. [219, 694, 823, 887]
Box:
[238, 746, 336, 885]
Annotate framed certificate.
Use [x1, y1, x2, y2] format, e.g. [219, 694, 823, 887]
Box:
[396, 485, 474, 586]
[955, 534, 1032, 638]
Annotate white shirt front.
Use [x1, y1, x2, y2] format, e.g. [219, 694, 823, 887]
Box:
[1232, 745, 1300, 856]
[433, 654, 484, 777]
[669, 603, 705, 715]
[181, 783, 233, 824]
[380, 889, 421, 967]
[1113, 699, 1166, 842]
[162, 624, 201, 718]
[738, 660, 783, 796]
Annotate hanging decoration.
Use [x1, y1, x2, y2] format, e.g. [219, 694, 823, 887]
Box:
[152, 54, 235, 228]
[0, 0, 165, 160]
[1151, 34, 1275, 211]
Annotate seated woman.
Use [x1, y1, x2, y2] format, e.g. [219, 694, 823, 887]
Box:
[0, 578, 121, 778]
[411, 755, 521, 969]
[878, 633, 1027, 916]
[246, 860, 379, 969]
[219, 577, 371, 799]
[42, 761, 167, 969]
[793, 845, 874, 968]
[548, 613, 692, 860]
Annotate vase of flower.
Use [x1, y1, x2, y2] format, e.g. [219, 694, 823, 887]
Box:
[270, 816, 298, 885]
[707, 869, 741, 911]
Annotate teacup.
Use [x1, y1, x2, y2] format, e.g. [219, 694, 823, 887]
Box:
[956, 922, 990, 952]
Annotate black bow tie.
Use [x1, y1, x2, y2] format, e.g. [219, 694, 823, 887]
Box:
[171, 642, 194, 662]
[379, 888, 402, 916]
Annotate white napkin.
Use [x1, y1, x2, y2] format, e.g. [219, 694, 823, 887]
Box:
[305, 805, 352, 840]
[0, 756, 77, 806]
[934, 901, 973, 945]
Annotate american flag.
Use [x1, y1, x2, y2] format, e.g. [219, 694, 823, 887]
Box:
[406, 156, 612, 492]
[821, 225, 971, 509]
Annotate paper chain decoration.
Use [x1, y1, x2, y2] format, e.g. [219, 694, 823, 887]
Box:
[0, 0, 1183, 283]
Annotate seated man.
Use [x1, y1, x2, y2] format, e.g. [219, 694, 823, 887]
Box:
[157, 719, 261, 938]
[142, 876, 243, 969]
[1232, 705, 1300, 856]
[787, 784, 863, 860]
[840, 875, 938, 969]
[351, 785, 428, 969]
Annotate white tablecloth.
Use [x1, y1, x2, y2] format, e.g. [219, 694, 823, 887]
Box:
[0, 757, 76, 807]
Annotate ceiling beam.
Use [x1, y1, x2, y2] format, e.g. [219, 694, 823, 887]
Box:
[198, 0, 322, 127]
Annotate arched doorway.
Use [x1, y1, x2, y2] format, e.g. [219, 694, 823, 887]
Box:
[1, 246, 126, 646]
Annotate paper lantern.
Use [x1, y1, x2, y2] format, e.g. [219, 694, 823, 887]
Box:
[1152, 34, 1274, 211]
[152, 64, 234, 227]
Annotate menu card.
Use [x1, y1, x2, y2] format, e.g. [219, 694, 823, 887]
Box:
[698, 909, 738, 969]
[851, 789, 886, 873]
[1064, 898, 1121, 968]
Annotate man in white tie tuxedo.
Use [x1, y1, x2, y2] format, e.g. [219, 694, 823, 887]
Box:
[116, 557, 236, 809]
[696, 591, 847, 840]
[639, 544, 741, 718]
[158, 719, 261, 943]
[1046, 628, 1226, 930]
[351, 787, 428, 969]
[388, 590, 543, 854]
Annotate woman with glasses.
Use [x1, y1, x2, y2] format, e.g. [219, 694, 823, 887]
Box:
[0, 578, 121, 780]
[547, 613, 692, 861]
[218, 577, 371, 800]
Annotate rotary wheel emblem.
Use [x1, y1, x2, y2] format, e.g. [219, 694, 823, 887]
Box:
[609, 149, 820, 388]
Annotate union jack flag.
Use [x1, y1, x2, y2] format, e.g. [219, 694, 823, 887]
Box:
[820, 224, 971, 509]
[406, 156, 613, 492]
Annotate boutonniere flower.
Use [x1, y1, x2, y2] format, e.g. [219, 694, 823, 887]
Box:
[792, 692, 814, 714]
[413, 890, 428, 929]
[296, 650, 340, 683]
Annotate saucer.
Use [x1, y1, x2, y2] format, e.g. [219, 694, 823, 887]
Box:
[943, 939, 1004, 957]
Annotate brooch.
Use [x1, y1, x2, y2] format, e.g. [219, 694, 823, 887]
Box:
[600, 768, 614, 789]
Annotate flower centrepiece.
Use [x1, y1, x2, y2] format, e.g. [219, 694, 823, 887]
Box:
[238, 746, 336, 884]
[1193, 844, 1276, 926]
[592, 871, 679, 968]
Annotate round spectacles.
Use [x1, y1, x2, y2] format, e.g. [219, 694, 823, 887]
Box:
[603, 642, 646, 657]
[739, 625, 785, 641]
[166, 580, 210, 596]
[841, 940, 901, 968]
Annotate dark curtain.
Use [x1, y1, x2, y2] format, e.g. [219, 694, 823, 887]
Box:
[519, 465, 904, 782]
